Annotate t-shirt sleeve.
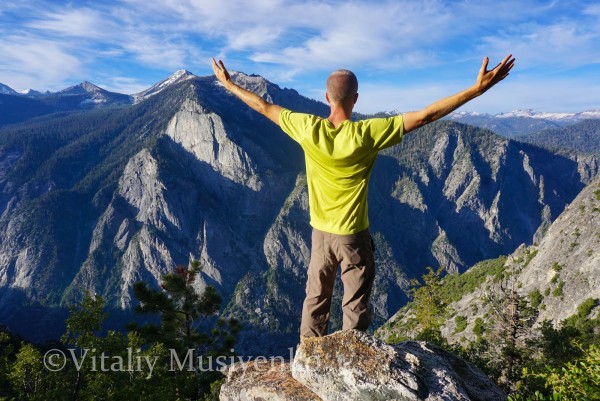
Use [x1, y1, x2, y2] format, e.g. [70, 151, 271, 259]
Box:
[279, 108, 309, 144]
[368, 114, 405, 151]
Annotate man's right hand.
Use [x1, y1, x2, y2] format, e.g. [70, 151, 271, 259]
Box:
[212, 58, 232, 87]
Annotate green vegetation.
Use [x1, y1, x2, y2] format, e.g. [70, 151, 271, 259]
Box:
[439, 256, 507, 302]
[383, 257, 600, 401]
[0, 259, 238, 401]
[523, 249, 538, 267]
[472, 317, 485, 338]
[528, 289, 544, 309]
[454, 315, 468, 334]
[524, 343, 600, 401]
[552, 280, 565, 297]
[409, 266, 448, 345]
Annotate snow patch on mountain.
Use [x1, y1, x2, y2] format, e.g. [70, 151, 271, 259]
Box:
[20, 89, 44, 97]
[450, 109, 600, 122]
[496, 109, 600, 121]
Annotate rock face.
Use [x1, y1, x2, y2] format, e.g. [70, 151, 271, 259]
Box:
[380, 174, 600, 346]
[220, 330, 505, 401]
[220, 360, 322, 401]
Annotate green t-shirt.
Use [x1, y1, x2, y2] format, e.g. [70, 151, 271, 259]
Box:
[279, 108, 405, 234]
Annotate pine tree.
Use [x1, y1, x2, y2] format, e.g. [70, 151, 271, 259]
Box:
[130, 259, 240, 400]
[409, 266, 449, 346]
[484, 271, 538, 392]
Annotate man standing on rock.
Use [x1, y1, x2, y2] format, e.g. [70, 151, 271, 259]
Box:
[212, 55, 515, 338]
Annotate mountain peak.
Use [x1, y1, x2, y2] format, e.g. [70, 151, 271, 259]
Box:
[20, 88, 44, 97]
[132, 70, 196, 103]
[170, 69, 194, 79]
[58, 81, 106, 96]
[81, 81, 103, 92]
[0, 83, 18, 95]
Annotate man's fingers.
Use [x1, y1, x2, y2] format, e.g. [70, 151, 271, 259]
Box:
[499, 55, 515, 72]
[480, 56, 490, 74]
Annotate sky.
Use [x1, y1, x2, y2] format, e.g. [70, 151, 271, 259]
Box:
[0, 0, 599, 114]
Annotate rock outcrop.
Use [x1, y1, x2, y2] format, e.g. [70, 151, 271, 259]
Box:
[220, 360, 321, 401]
[219, 330, 505, 401]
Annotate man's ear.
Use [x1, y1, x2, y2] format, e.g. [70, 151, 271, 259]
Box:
[353, 93, 359, 104]
[325, 92, 331, 105]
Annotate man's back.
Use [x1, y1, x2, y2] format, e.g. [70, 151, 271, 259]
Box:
[279, 109, 405, 235]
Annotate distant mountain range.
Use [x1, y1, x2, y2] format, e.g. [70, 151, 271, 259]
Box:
[0, 71, 598, 354]
[447, 109, 600, 137]
[513, 119, 600, 157]
[2, 76, 598, 134]
[0, 71, 194, 127]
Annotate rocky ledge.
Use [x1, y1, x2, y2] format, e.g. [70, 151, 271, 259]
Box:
[220, 330, 505, 401]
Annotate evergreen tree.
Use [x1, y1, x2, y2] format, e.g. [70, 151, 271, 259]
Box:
[0, 328, 18, 399]
[409, 266, 449, 346]
[483, 272, 538, 392]
[8, 343, 53, 401]
[130, 259, 240, 400]
[61, 292, 173, 401]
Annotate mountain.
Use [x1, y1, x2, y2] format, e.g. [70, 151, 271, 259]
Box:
[56, 81, 133, 107]
[514, 119, 600, 157]
[20, 89, 44, 97]
[0, 81, 133, 127]
[447, 109, 600, 137]
[0, 71, 595, 354]
[378, 173, 600, 344]
[496, 109, 600, 123]
[132, 69, 195, 103]
[0, 83, 17, 95]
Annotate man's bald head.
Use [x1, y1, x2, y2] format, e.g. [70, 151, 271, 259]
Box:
[326, 69, 358, 106]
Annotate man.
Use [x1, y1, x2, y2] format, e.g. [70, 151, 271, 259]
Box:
[211, 55, 515, 338]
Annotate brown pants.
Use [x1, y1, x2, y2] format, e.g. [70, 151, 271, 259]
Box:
[300, 228, 375, 337]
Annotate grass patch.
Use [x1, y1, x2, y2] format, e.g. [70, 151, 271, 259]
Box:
[440, 256, 507, 303]
[454, 315, 468, 333]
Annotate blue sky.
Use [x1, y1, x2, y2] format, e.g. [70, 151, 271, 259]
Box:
[1, 0, 599, 114]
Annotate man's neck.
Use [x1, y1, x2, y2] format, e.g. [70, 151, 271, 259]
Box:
[327, 105, 353, 128]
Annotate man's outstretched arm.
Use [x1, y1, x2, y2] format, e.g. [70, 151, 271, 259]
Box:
[211, 58, 282, 126]
[402, 54, 515, 133]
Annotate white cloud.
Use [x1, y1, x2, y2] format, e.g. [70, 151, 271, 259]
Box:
[0, 34, 83, 91]
[480, 21, 600, 69]
[26, 7, 110, 39]
[0, 0, 598, 113]
[98, 75, 149, 95]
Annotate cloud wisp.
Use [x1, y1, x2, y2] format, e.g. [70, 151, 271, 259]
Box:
[0, 0, 598, 112]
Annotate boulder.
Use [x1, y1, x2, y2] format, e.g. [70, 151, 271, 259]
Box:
[220, 330, 506, 401]
[220, 360, 322, 401]
[291, 330, 506, 401]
